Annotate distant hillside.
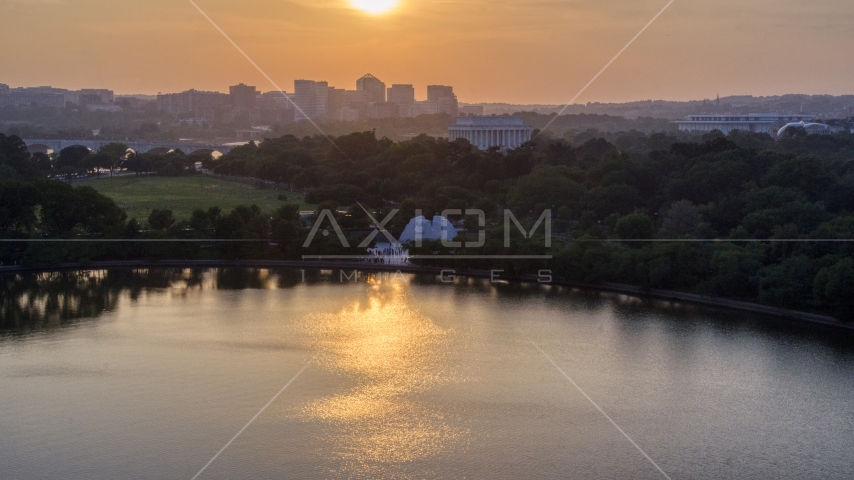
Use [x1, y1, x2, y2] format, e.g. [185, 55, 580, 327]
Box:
[471, 94, 854, 120]
[266, 113, 677, 142]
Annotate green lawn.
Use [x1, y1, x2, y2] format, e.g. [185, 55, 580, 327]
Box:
[76, 175, 315, 221]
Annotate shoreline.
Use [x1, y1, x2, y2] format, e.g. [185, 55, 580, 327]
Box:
[1, 259, 849, 332]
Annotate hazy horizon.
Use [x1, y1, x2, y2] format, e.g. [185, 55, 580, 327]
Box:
[2, 0, 853, 104]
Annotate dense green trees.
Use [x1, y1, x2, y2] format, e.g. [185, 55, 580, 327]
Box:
[56, 145, 91, 175]
[2, 127, 854, 320]
[148, 209, 176, 230]
[0, 134, 50, 180]
[38, 181, 127, 235]
[95, 143, 130, 176]
[122, 149, 196, 177]
[0, 181, 39, 233]
[614, 211, 655, 242]
[202, 128, 854, 318]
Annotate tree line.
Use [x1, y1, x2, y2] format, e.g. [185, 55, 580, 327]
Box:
[1, 128, 853, 319]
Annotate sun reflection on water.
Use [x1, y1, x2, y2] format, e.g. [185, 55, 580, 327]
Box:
[296, 275, 467, 475]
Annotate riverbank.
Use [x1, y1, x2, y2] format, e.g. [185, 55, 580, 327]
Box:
[1, 259, 849, 331]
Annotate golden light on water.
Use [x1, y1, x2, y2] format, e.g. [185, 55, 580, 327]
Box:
[296, 276, 467, 474]
[349, 0, 398, 15]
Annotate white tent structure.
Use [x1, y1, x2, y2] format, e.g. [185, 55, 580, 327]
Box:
[398, 215, 458, 244]
[777, 121, 832, 137]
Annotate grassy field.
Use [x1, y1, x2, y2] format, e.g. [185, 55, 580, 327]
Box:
[76, 175, 315, 220]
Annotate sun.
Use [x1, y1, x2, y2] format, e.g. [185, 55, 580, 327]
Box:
[350, 0, 398, 14]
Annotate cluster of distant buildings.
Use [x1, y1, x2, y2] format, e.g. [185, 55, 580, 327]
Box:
[4, 79, 846, 148]
[0, 84, 118, 111]
[156, 74, 486, 126]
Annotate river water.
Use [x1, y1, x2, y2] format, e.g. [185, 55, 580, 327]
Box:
[1, 268, 852, 479]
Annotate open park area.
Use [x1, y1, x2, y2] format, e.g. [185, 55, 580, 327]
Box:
[75, 175, 314, 220]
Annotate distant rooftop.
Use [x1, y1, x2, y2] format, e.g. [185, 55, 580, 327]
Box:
[680, 113, 815, 122]
[454, 116, 528, 126]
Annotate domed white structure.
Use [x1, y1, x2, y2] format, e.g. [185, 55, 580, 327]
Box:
[398, 216, 458, 244]
[777, 121, 832, 137]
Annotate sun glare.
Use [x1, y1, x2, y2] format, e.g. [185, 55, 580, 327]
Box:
[350, 0, 398, 15]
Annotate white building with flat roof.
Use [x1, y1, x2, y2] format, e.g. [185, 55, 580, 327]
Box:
[449, 116, 532, 150]
[675, 113, 815, 135]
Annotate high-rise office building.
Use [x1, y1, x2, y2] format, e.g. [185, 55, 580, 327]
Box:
[427, 85, 458, 116]
[293, 80, 329, 121]
[343, 90, 368, 105]
[256, 91, 296, 124]
[293, 80, 315, 121]
[427, 85, 453, 101]
[315, 81, 328, 120]
[1, 86, 66, 108]
[257, 91, 294, 110]
[327, 87, 345, 120]
[356, 74, 386, 103]
[404, 101, 435, 117]
[0, 84, 119, 109]
[157, 89, 229, 119]
[387, 84, 415, 106]
[229, 83, 258, 109]
[340, 90, 368, 120]
[368, 102, 400, 119]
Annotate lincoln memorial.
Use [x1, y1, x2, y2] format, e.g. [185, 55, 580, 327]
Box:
[449, 116, 533, 150]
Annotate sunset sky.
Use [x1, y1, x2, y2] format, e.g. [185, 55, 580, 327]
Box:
[1, 0, 852, 104]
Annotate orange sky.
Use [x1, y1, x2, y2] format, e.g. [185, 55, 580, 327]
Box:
[1, 0, 853, 104]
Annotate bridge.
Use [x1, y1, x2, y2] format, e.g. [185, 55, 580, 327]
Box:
[22, 139, 239, 156]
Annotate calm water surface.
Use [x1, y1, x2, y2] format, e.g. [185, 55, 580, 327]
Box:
[1, 268, 853, 479]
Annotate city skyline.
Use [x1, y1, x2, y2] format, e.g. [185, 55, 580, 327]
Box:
[1, 0, 853, 104]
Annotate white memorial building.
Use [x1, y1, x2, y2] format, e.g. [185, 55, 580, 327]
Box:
[675, 113, 815, 135]
[449, 116, 533, 150]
